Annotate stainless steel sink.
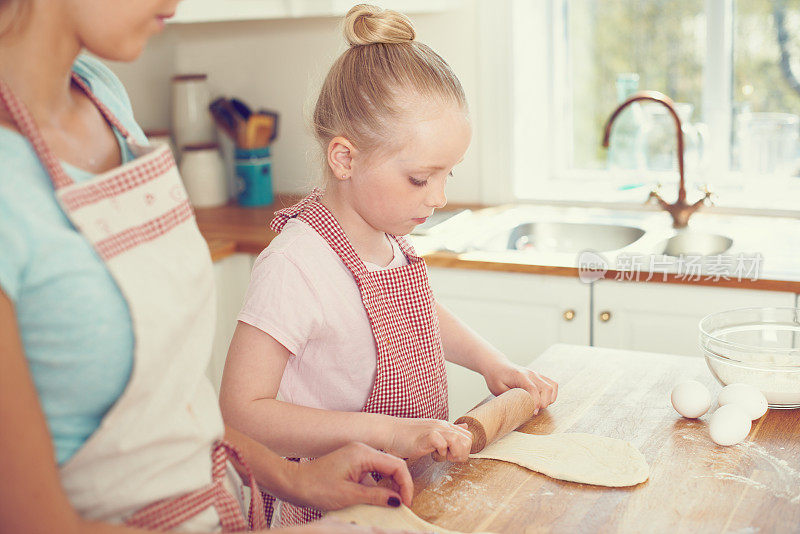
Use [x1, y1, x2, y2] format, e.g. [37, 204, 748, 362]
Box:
[660, 232, 733, 256]
[422, 207, 738, 259]
[502, 222, 646, 253]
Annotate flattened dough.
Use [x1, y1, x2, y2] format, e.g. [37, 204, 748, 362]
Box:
[326, 504, 494, 533]
[326, 433, 647, 530]
[470, 431, 649, 487]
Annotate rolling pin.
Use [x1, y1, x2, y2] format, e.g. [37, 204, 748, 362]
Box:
[432, 388, 537, 461]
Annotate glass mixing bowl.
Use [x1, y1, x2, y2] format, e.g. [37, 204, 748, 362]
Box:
[699, 307, 800, 409]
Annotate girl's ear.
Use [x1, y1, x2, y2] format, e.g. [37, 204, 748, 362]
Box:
[327, 136, 357, 181]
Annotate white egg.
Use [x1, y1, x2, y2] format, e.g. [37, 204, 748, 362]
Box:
[709, 404, 752, 446]
[717, 383, 768, 421]
[670, 380, 711, 419]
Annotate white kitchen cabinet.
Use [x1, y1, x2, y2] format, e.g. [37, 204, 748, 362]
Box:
[208, 253, 255, 392]
[172, 0, 460, 24]
[428, 268, 591, 416]
[592, 281, 797, 357]
[207, 257, 798, 415]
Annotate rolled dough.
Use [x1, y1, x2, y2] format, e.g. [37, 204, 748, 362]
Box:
[470, 431, 649, 487]
[326, 432, 647, 531]
[326, 503, 494, 533]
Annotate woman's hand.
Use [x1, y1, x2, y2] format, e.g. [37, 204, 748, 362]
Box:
[483, 360, 558, 413]
[383, 417, 472, 463]
[285, 442, 414, 511]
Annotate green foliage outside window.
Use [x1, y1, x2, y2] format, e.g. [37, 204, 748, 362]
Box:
[566, 0, 800, 173]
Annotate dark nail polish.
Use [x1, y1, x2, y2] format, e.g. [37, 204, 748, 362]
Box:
[387, 496, 401, 507]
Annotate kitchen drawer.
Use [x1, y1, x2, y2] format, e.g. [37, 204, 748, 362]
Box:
[592, 280, 796, 357]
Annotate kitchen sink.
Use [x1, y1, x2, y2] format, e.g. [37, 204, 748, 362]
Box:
[419, 207, 743, 260]
[502, 222, 646, 253]
[660, 232, 733, 256]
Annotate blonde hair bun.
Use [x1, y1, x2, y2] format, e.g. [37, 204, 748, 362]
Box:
[344, 4, 415, 46]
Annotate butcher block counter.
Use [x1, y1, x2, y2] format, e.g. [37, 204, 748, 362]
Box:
[402, 344, 799, 533]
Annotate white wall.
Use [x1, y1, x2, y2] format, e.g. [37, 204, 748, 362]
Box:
[105, 2, 483, 202]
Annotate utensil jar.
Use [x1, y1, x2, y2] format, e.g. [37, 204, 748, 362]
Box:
[235, 146, 273, 206]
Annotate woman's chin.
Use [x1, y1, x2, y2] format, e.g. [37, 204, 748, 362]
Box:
[107, 50, 144, 63]
[85, 36, 149, 63]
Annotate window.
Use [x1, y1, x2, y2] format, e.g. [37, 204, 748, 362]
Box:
[733, 0, 800, 175]
[511, 0, 800, 208]
[566, 1, 705, 173]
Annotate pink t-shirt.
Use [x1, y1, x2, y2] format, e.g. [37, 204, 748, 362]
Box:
[237, 219, 409, 412]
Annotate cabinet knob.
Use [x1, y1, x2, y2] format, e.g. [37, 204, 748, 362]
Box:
[562, 309, 576, 321]
[599, 311, 612, 322]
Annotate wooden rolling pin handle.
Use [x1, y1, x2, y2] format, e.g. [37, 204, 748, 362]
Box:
[454, 415, 488, 454]
[431, 388, 538, 461]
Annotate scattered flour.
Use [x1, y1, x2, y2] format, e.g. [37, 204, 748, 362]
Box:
[674, 424, 799, 503]
[429, 479, 496, 514]
[693, 440, 800, 503]
[417, 462, 499, 515]
[427, 473, 453, 492]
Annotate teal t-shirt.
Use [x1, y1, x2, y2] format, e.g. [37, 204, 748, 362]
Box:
[0, 55, 148, 464]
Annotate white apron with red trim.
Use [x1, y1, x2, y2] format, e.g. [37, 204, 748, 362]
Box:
[265, 190, 449, 526]
[0, 74, 264, 531]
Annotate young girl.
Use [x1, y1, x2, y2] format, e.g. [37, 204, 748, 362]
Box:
[220, 3, 558, 526]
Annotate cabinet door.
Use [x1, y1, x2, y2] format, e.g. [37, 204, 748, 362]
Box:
[428, 268, 590, 416]
[208, 254, 255, 393]
[593, 281, 796, 357]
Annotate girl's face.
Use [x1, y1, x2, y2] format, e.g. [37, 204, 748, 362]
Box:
[66, 0, 181, 61]
[347, 104, 472, 237]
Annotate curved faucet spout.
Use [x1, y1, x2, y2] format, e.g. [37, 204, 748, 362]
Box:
[602, 90, 710, 228]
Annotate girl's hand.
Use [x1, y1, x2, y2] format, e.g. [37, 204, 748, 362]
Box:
[483, 361, 558, 413]
[385, 418, 473, 462]
[287, 442, 414, 511]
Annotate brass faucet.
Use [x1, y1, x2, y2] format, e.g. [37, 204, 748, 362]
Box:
[602, 90, 713, 228]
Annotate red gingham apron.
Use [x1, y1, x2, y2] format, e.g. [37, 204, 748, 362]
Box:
[0, 74, 265, 531]
[262, 189, 449, 526]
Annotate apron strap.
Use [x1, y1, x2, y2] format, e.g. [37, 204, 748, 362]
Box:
[0, 72, 134, 191]
[125, 440, 267, 532]
[0, 77, 73, 189]
[390, 234, 420, 260]
[299, 201, 372, 276]
[269, 187, 324, 233]
[217, 441, 268, 531]
[69, 73, 133, 141]
[271, 188, 370, 275]
[271, 188, 423, 277]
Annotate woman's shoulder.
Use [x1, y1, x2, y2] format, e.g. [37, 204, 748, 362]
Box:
[71, 55, 147, 143]
[72, 55, 132, 109]
[0, 127, 50, 184]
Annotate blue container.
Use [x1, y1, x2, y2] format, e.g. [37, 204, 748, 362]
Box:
[235, 146, 273, 206]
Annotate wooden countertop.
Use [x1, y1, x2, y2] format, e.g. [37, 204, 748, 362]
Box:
[196, 199, 288, 261]
[196, 201, 800, 292]
[405, 344, 800, 533]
